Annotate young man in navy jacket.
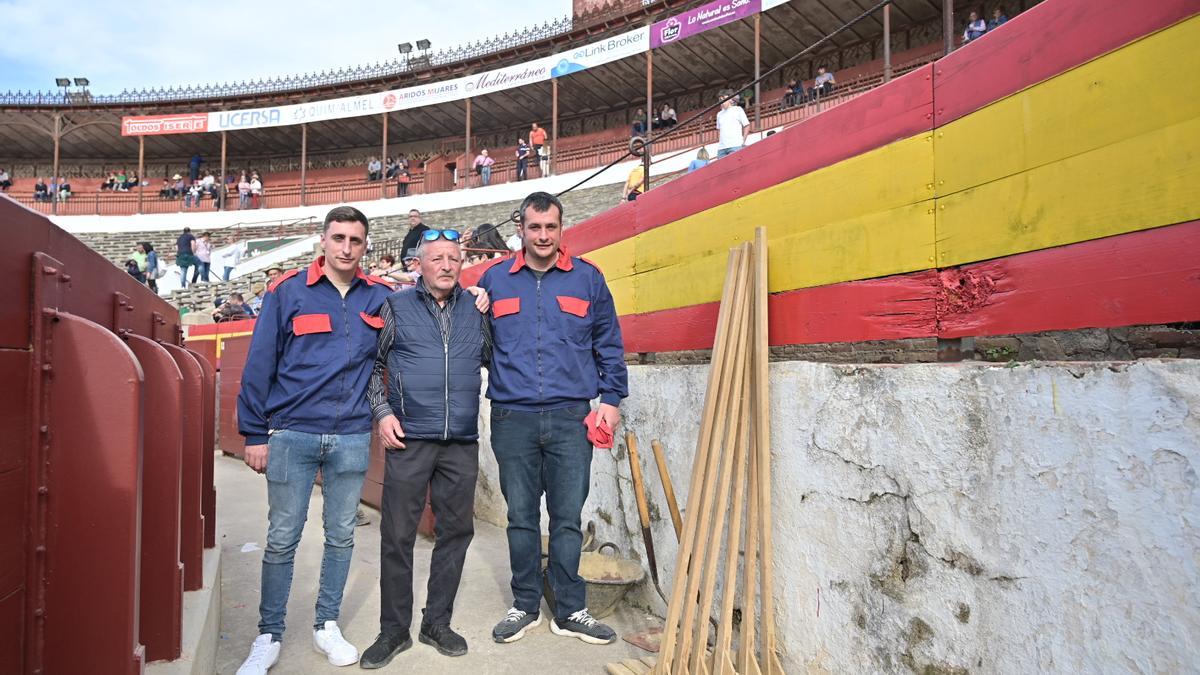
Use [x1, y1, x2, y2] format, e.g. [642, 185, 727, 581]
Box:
[481, 191, 629, 645]
[234, 206, 395, 674]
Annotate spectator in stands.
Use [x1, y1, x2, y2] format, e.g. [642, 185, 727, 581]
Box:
[515, 138, 530, 182]
[396, 162, 412, 197]
[658, 104, 677, 129]
[221, 236, 244, 281]
[173, 174, 186, 199]
[189, 154, 204, 182]
[247, 282, 267, 314]
[632, 108, 646, 137]
[473, 149, 495, 186]
[34, 178, 49, 202]
[688, 148, 711, 173]
[810, 66, 836, 101]
[265, 265, 284, 283]
[130, 244, 148, 283]
[530, 123, 547, 161]
[716, 90, 750, 158]
[783, 79, 804, 108]
[102, 172, 118, 191]
[158, 179, 173, 199]
[622, 163, 646, 202]
[385, 157, 398, 180]
[238, 172, 252, 209]
[250, 173, 263, 208]
[401, 209, 431, 255]
[176, 227, 198, 287]
[201, 171, 217, 200]
[57, 178, 72, 201]
[194, 232, 213, 282]
[0, 168, 11, 192]
[185, 181, 203, 209]
[213, 292, 253, 322]
[114, 170, 128, 192]
[988, 7, 1009, 30]
[125, 257, 145, 283]
[368, 156, 383, 181]
[964, 11, 988, 42]
[124, 171, 139, 191]
[143, 242, 161, 293]
[469, 222, 507, 258]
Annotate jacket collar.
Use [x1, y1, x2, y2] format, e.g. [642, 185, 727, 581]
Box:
[305, 256, 376, 287]
[508, 245, 573, 274]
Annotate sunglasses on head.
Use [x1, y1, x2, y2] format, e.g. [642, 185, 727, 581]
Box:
[421, 229, 461, 242]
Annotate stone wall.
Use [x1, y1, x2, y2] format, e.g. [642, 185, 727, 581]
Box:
[472, 359, 1199, 673]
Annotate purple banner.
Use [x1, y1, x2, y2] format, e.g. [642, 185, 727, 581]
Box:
[650, 0, 761, 48]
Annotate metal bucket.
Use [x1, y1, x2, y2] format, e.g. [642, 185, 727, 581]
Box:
[542, 542, 645, 619]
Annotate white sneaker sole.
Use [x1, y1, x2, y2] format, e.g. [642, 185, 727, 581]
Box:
[496, 614, 543, 643]
[549, 619, 616, 645]
[313, 636, 359, 667]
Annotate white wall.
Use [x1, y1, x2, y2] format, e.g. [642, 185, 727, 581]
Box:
[474, 360, 1200, 673]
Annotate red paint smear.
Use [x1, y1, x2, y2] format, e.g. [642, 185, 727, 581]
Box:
[933, 0, 1198, 126]
[564, 64, 936, 256]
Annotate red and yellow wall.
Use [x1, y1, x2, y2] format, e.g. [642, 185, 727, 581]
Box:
[468, 0, 1198, 353]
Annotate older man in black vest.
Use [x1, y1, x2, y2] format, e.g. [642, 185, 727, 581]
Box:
[361, 228, 491, 668]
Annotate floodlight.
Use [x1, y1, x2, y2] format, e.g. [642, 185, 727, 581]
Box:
[55, 78, 71, 87]
[416, 39, 431, 51]
[398, 42, 413, 54]
[74, 77, 89, 86]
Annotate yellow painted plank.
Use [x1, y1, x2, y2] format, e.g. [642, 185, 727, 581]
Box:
[624, 201, 934, 315]
[937, 15, 1200, 196]
[629, 133, 935, 277]
[937, 115, 1200, 267]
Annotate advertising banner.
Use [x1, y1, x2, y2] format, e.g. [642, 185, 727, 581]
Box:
[550, 27, 650, 78]
[650, 0, 761, 48]
[120, 113, 208, 136]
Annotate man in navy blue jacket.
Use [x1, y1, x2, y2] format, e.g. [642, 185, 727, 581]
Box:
[359, 231, 492, 668]
[234, 206, 394, 674]
[481, 192, 629, 646]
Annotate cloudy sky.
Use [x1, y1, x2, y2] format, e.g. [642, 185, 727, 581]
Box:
[0, 0, 571, 95]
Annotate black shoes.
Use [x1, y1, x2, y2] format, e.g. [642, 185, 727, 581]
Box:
[549, 609, 617, 645]
[492, 607, 543, 643]
[419, 623, 468, 657]
[359, 632, 411, 669]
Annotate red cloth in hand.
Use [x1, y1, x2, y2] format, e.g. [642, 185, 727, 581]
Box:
[584, 410, 614, 449]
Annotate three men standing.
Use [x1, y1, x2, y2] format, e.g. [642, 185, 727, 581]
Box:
[480, 191, 629, 645]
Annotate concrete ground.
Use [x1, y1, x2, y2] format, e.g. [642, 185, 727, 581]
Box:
[215, 454, 657, 674]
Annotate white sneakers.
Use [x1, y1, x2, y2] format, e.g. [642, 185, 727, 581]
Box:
[236, 622, 358, 673]
[313, 620, 360, 666]
[236, 634, 280, 675]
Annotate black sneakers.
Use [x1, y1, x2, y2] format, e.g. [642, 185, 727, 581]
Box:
[550, 609, 617, 645]
[492, 607, 543, 643]
[359, 632, 411, 669]
[419, 623, 468, 657]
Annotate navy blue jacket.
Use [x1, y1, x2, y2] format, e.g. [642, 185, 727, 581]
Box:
[478, 246, 628, 410]
[378, 284, 488, 441]
[237, 257, 393, 445]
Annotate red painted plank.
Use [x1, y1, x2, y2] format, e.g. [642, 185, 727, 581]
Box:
[933, 0, 1198, 126]
[938, 220, 1200, 338]
[618, 220, 1200, 352]
[564, 63, 937, 255]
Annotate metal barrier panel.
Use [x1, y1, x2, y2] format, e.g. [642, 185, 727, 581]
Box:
[163, 344, 205, 592]
[0, 350, 28, 672]
[42, 312, 145, 675]
[217, 335, 251, 459]
[188, 349, 218, 550]
[125, 335, 185, 661]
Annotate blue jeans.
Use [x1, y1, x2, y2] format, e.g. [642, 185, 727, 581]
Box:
[490, 402, 592, 619]
[223, 266, 234, 281]
[193, 262, 210, 283]
[481, 166, 491, 186]
[717, 146, 742, 158]
[259, 430, 370, 639]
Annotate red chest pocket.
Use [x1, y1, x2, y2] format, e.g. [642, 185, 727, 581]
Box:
[293, 313, 332, 335]
[493, 297, 521, 318]
[556, 295, 590, 318]
[359, 312, 385, 329]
